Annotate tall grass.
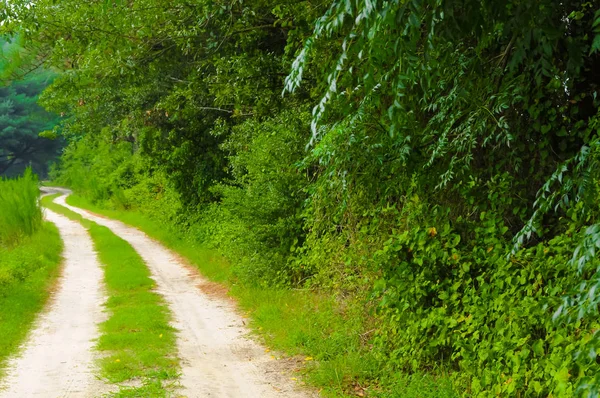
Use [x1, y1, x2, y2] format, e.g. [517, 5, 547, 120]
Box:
[0, 168, 42, 246]
[0, 186, 62, 376]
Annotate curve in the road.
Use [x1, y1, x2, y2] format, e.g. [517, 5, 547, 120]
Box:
[51, 192, 316, 398]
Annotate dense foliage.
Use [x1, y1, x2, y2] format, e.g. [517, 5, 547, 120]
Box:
[0, 38, 61, 177]
[3, 0, 600, 396]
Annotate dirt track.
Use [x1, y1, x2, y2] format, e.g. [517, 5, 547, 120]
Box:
[0, 188, 315, 397]
[0, 208, 108, 397]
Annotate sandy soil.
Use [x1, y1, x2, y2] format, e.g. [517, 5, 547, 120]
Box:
[50, 191, 317, 398]
[0, 208, 108, 398]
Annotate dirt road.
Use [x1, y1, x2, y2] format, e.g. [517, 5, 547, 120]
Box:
[0, 188, 315, 397]
[0, 209, 108, 397]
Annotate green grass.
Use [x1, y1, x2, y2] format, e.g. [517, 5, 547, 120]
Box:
[42, 195, 179, 397]
[0, 222, 63, 377]
[63, 193, 458, 398]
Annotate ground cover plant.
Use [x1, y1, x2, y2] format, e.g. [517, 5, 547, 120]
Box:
[42, 195, 179, 397]
[0, 172, 62, 376]
[3, 0, 600, 396]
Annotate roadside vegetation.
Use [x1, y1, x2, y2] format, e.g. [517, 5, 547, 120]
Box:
[0, 170, 62, 375]
[42, 195, 179, 397]
[0, 168, 42, 245]
[3, 0, 600, 396]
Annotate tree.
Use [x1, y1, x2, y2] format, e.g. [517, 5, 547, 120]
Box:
[0, 0, 322, 203]
[0, 38, 61, 177]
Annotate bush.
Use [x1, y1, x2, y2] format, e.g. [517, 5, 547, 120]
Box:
[371, 208, 599, 397]
[191, 111, 311, 285]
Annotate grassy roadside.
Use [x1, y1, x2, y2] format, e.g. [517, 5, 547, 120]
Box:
[64, 193, 458, 398]
[42, 195, 179, 397]
[0, 222, 63, 377]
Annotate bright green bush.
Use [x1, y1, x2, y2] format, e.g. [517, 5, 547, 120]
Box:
[0, 168, 42, 246]
[371, 211, 599, 397]
[292, 115, 600, 396]
[55, 135, 132, 204]
[191, 111, 311, 285]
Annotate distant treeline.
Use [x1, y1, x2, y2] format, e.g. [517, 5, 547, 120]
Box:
[0, 38, 60, 178]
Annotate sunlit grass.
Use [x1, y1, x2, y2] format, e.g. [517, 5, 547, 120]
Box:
[0, 174, 63, 378]
[0, 223, 62, 378]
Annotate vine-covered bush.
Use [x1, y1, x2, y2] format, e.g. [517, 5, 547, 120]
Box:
[372, 211, 599, 396]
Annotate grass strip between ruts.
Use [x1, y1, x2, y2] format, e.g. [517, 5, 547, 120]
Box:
[42, 194, 179, 397]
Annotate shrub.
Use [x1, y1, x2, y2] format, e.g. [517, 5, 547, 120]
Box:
[191, 111, 311, 285]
